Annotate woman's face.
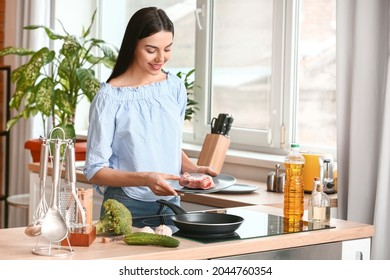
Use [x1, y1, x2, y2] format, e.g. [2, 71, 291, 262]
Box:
[133, 31, 173, 75]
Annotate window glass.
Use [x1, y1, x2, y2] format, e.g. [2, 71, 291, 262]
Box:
[212, 0, 273, 131]
[296, 0, 336, 149]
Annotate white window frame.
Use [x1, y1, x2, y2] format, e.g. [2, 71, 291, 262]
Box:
[71, 0, 335, 158]
[182, 0, 302, 156]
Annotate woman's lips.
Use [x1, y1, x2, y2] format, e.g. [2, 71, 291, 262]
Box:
[150, 63, 162, 71]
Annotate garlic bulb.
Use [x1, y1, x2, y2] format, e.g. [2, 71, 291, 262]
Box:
[137, 226, 155, 234]
[154, 224, 172, 236]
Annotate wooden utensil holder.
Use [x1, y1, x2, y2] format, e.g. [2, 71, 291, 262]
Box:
[61, 226, 96, 247]
[197, 134, 231, 173]
[60, 188, 95, 247]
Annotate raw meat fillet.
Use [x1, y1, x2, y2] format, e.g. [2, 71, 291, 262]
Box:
[179, 172, 215, 190]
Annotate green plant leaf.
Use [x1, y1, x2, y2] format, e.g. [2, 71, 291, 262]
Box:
[58, 57, 78, 93]
[6, 113, 24, 130]
[82, 9, 97, 38]
[9, 48, 54, 111]
[176, 69, 199, 121]
[1, 9, 118, 131]
[98, 44, 118, 67]
[9, 87, 30, 110]
[24, 25, 65, 40]
[56, 19, 70, 37]
[55, 88, 74, 117]
[61, 36, 82, 58]
[34, 77, 55, 116]
[10, 48, 55, 109]
[0, 46, 35, 57]
[77, 68, 100, 102]
[10, 63, 28, 85]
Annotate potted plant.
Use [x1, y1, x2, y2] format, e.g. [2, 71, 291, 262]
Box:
[0, 10, 118, 161]
[176, 68, 199, 121]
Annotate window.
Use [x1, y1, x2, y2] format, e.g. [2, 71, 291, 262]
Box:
[193, 0, 336, 155]
[193, 0, 279, 152]
[58, 0, 336, 156]
[296, 0, 336, 151]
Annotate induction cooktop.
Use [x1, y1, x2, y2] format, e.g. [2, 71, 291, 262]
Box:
[132, 208, 334, 244]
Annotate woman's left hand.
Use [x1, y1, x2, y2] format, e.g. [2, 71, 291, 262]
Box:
[181, 150, 218, 177]
[193, 166, 218, 177]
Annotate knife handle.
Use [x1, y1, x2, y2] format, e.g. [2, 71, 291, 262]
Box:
[210, 117, 217, 133]
[215, 113, 227, 134]
[224, 116, 234, 136]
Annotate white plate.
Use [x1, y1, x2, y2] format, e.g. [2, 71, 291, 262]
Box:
[168, 174, 237, 194]
[215, 183, 259, 194]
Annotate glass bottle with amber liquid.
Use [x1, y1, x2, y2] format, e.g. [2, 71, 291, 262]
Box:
[283, 143, 305, 227]
[308, 178, 331, 225]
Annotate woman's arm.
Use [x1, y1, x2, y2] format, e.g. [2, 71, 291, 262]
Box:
[181, 150, 218, 176]
[89, 168, 180, 196]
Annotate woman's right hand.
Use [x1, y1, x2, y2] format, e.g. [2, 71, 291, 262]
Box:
[145, 173, 181, 196]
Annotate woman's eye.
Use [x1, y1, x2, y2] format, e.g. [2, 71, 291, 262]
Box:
[146, 49, 155, 54]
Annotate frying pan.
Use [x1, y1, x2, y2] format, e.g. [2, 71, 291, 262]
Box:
[156, 199, 244, 235]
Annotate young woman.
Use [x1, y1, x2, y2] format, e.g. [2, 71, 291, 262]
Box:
[83, 7, 216, 223]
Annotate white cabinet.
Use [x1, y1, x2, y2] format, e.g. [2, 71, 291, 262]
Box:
[215, 239, 372, 260]
[342, 238, 371, 260]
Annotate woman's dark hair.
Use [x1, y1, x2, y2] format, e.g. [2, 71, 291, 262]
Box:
[107, 7, 174, 82]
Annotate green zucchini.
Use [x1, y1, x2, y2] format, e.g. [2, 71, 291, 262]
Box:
[123, 232, 180, 248]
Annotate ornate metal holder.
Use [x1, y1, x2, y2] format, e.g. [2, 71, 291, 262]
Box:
[31, 127, 86, 256]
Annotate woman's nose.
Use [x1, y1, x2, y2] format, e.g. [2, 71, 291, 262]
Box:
[154, 52, 164, 62]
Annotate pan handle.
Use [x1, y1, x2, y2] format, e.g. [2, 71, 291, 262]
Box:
[156, 199, 187, 215]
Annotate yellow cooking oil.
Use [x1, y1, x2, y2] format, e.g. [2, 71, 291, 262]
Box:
[283, 217, 304, 233]
[283, 143, 305, 221]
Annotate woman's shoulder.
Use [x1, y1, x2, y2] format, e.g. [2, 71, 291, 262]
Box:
[165, 71, 182, 83]
[91, 82, 134, 105]
[165, 71, 186, 90]
[97, 82, 138, 95]
[94, 71, 184, 99]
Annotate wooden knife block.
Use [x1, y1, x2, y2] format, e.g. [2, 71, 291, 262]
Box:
[197, 134, 231, 173]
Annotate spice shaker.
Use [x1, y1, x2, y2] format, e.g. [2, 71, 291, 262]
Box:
[267, 163, 285, 192]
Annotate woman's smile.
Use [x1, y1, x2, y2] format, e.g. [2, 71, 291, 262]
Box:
[150, 63, 163, 71]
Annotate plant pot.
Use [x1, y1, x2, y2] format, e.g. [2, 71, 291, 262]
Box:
[24, 138, 87, 162]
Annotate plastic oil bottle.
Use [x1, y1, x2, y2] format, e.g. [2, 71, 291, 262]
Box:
[283, 143, 305, 224]
[308, 178, 331, 226]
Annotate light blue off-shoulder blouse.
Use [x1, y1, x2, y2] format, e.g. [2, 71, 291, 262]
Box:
[83, 72, 187, 202]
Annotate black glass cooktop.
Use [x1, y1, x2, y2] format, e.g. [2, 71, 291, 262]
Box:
[132, 208, 334, 244]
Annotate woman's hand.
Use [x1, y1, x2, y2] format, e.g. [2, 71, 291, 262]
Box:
[145, 173, 181, 196]
[180, 150, 218, 177]
[89, 168, 182, 196]
[192, 166, 218, 177]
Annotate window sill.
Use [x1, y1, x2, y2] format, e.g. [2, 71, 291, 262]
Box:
[182, 142, 285, 170]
